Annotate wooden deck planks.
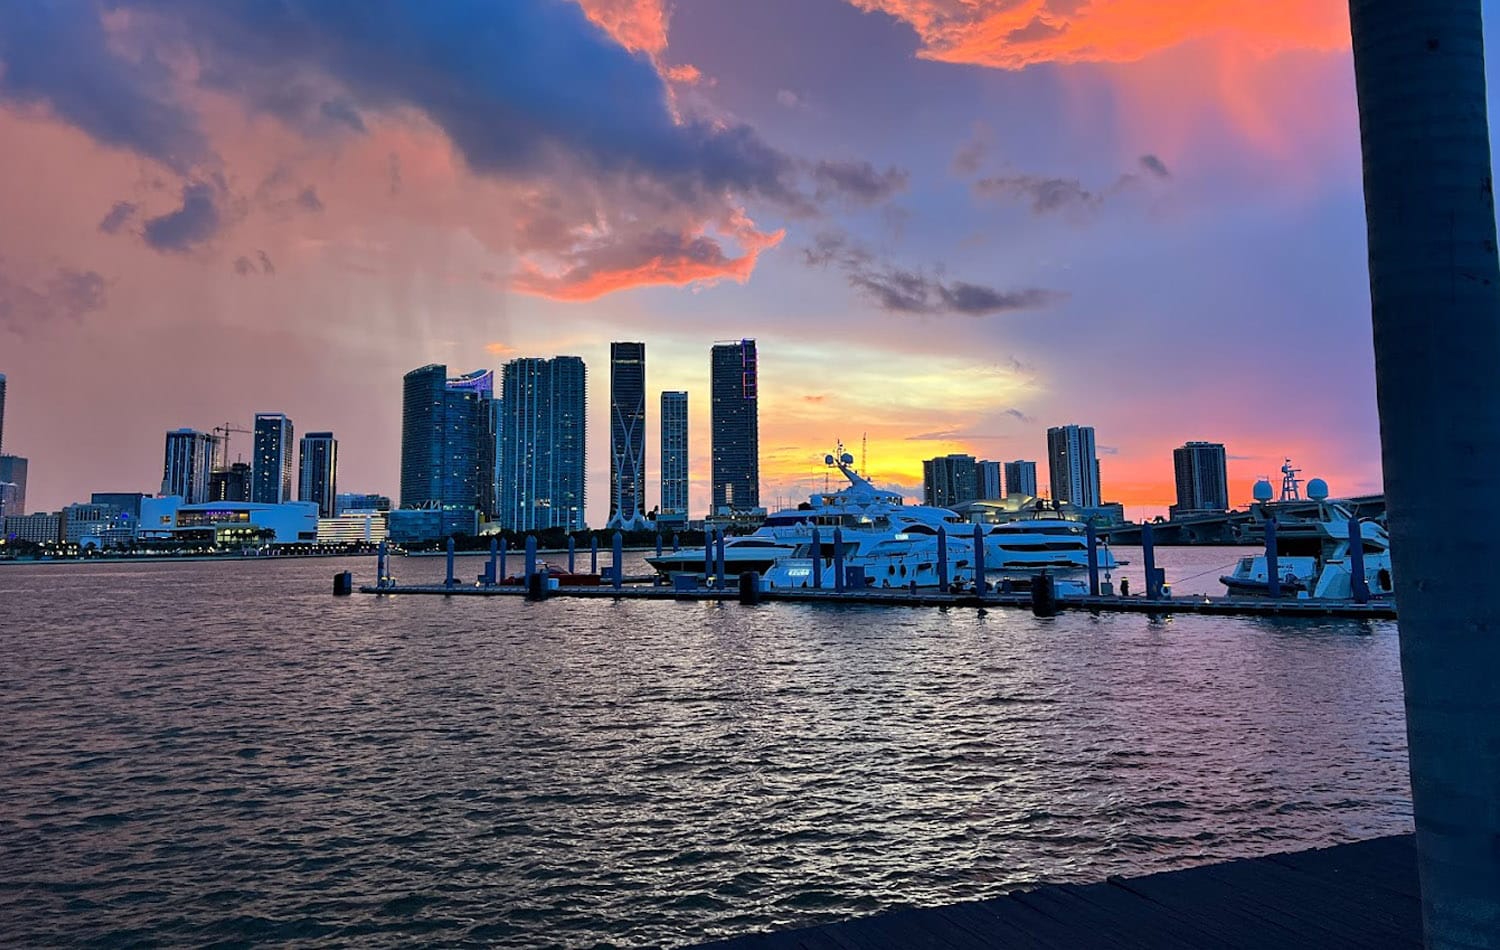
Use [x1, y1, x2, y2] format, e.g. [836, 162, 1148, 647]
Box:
[692, 835, 1419, 950]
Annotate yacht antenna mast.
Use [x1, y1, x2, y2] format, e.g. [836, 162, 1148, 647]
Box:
[861, 432, 867, 476]
[1280, 458, 1303, 502]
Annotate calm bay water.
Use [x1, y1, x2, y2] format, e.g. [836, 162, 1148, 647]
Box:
[0, 549, 1412, 947]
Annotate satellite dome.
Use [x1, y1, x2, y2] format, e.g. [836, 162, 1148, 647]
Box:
[1252, 479, 1275, 502]
[824, 454, 835, 466]
[1307, 478, 1329, 500]
[840, 452, 855, 465]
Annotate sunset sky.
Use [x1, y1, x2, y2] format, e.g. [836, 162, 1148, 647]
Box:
[2, 0, 1487, 522]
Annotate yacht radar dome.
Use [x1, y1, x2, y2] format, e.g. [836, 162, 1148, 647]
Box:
[1306, 478, 1329, 501]
[1253, 479, 1275, 502]
[840, 452, 855, 466]
[824, 454, 836, 466]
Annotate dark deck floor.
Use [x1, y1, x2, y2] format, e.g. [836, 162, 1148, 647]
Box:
[694, 834, 1420, 949]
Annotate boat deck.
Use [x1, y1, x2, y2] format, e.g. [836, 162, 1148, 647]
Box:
[692, 834, 1420, 949]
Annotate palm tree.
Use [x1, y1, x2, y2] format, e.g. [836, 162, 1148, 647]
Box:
[1348, 2, 1500, 946]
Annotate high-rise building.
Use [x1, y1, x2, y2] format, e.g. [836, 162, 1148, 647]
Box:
[1046, 425, 1101, 507]
[90, 492, 146, 519]
[710, 340, 759, 513]
[1172, 441, 1230, 515]
[0, 454, 25, 517]
[660, 391, 689, 521]
[978, 460, 1003, 500]
[1003, 460, 1039, 497]
[251, 413, 295, 504]
[208, 463, 252, 503]
[335, 492, 392, 515]
[0, 371, 7, 455]
[607, 342, 648, 530]
[400, 365, 496, 537]
[923, 454, 981, 508]
[496, 356, 587, 531]
[162, 428, 219, 504]
[298, 431, 339, 519]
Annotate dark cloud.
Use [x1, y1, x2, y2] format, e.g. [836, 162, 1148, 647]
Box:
[257, 250, 275, 274]
[0, 2, 206, 171]
[233, 250, 276, 276]
[1003, 408, 1032, 423]
[142, 182, 222, 252]
[1140, 154, 1171, 178]
[0, 264, 108, 334]
[805, 232, 1063, 317]
[296, 186, 324, 213]
[319, 98, 366, 133]
[98, 201, 139, 235]
[974, 174, 1100, 215]
[233, 256, 255, 276]
[811, 160, 908, 205]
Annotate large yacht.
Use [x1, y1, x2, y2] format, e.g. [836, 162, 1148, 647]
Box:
[1219, 462, 1393, 599]
[644, 448, 964, 579]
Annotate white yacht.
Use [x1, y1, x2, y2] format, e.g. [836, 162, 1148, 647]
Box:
[985, 501, 1120, 572]
[645, 448, 964, 580]
[1220, 463, 1393, 599]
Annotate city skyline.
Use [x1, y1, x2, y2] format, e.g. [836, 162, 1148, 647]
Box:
[0, 0, 1416, 523]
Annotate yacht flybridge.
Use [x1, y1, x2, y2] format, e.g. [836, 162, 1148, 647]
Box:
[1220, 462, 1393, 599]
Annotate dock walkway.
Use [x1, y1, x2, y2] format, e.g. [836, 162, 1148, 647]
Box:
[694, 834, 1419, 949]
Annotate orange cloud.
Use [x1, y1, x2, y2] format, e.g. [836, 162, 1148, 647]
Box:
[485, 342, 518, 356]
[575, 0, 669, 56]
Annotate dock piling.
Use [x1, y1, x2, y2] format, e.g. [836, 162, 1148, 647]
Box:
[567, 535, 576, 574]
[1032, 572, 1058, 616]
[703, 531, 714, 587]
[655, 534, 663, 559]
[811, 527, 823, 588]
[973, 523, 986, 595]
[1348, 516, 1370, 603]
[672, 533, 680, 553]
[739, 570, 762, 605]
[1086, 522, 1100, 596]
[333, 571, 353, 595]
[1142, 522, 1158, 600]
[445, 537, 456, 589]
[937, 525, 949, 593]
[613, 531, 624, 590]
[1266, 518, 1280, 598]
[715, 530, 727, 590]
[487, 537, 498, 586]
[499, 538, 508, 585]
[833, 526, 845, 593]
[376, 540, 388, 589]
[525, 535, 538, 585]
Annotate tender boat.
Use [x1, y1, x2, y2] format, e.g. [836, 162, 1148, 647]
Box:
[1219, 463, 1393, 599]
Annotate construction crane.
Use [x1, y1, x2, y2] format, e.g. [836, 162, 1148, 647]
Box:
[213, 422, 252, 470]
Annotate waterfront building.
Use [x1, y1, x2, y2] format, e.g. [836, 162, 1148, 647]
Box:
[607, 342, 648, 530]
[490, 396, 504, 527]
[208, 463, 252, 503]
[90, 492, 145, 519]
[61, 503, 134, 546]
[0, 454, 24, 516]
[1047, 425, 1101, 507]
[0, 483, 18, 520]
[316, 510, 389, 545]
[1172, 441, 1230, 516]
[137, 500, 318, 545]
[2, 511, 61, 544]
[400, 365, 495, 538]
[298, 431, 339, 519]
[979, 460, 1003, 500]
[162, 429, 218, 505]
[660, 391, 689, 526]
[251, 413, 295, 505]
[923, 454, 981, 508]
[1003, 460, 1038, 497]
[710, 340, 759, 513]
[496, 356, 587, 532]
[388, 507, 458, 544]
[335, 492, 392, 515]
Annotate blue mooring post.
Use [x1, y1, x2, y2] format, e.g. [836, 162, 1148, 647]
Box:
[377, 540, 388, 588]
[525, 535, 538, 585]
[672, 533, 680, 553]
[973, 523, 986, 595]
[1141, 521, 1158, 600]
[937, 525, 949, 593]
[488, 537, 498, 586]
[715, 530, 727, 590]
[655, 534, 663, 559]
[811, 526, 823, 588]
[499, 538, 508, 585]
[703, 530, 714, 586]
[445, 536, 456, 588]
[833, 526, 845, 593]
[1348, 516, 1370, 604]
[567, 535, 576, 573]
[613, 531, 624, 590]
[1085, 522, 1100, 597]
[1265, 517, 1280, 599]
[590, 534, 599, 574]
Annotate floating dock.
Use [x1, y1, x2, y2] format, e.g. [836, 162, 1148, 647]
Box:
[693, 834, 1419, 949]
[354, 580, 1396, 620]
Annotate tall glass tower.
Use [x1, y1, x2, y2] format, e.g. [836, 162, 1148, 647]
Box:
[1046, 424, 1100, 507]
[163, 428, 219, 504]
[660, 391, 688, 520]
[400, 364, 494, 536]
[298, 432, 339, 519]
[251, 413, 295, 504]
[710, 340, 759, 513]
[607, 342, 648, 530]
[497, 356, 587, 531]
[1172, 441, 1229, 514]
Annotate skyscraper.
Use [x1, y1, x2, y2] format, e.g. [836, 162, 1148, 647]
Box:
[298, 431, 339, 518]
[0, 371, 6, 455]
[660, 391, 688, 520]
[923, 454, 981, 508]
[162, 428, 219, 504]
[1172, 441, 1230, 515]
[1047, 425, 1101, 507]
[710, 340, 759, 513]
[208, 463, 251, 503]
[251, 413, 295, 504]
[400, 365, 495, 536]
[1003, 460, 1038, 497]
[978, 460, 1003, 500]
[607, 342, 648, 530]
[0, 454, 27, 517]
[496, 356, 587, 531]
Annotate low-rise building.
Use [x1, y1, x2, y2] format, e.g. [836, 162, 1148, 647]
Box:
[3, 511, 62, 544]
[137, 497, 317, 545]
[317, 510, 389, 545]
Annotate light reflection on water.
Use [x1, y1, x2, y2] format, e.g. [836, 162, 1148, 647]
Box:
[0, 552, 1411, 947]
